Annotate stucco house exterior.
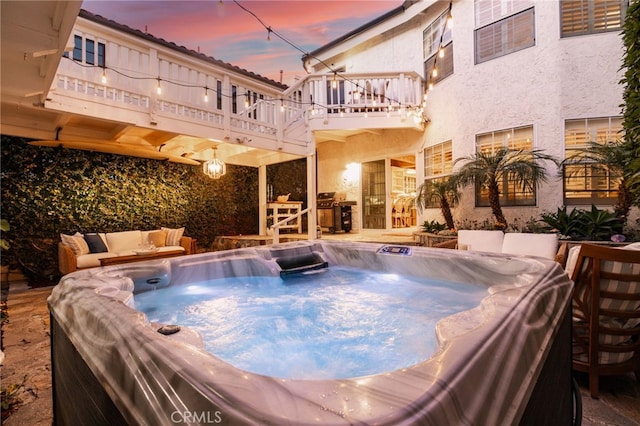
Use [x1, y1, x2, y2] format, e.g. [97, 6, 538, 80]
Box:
[306, 0, 630, 231]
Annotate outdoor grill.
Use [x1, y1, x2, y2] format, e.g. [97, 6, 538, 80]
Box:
[317, 192, 356, 233]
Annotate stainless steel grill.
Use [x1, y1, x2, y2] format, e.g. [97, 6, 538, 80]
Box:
[317, 192, 356, 233]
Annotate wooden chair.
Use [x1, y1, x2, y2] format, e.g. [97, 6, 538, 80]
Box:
[570, 243, 640, 398]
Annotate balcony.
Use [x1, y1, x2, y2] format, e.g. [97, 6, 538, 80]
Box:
[2, 6, 425, 168]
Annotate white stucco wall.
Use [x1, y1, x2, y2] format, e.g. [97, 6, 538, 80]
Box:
[313, 0, 629, 230]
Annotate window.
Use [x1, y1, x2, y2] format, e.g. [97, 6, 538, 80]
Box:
[97, 42, 106, 67]
[424, 140, 453, 178]
[231, 85, 237, 114]
[560, 0, 628, 37]
[475, 126, 536, 207]
[422, 141, 453, 208]
[67, 35, 105, 67]
[475, 7, 535, 64]
[216, 80, 222, 110]
[423, 9, 454, 85]
[563, 117, 623, 205]
[72, 35, 82, 61]
[86, 39, 95, 65]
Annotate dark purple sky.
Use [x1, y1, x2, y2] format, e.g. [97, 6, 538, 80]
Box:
[81, 0, 402, 84]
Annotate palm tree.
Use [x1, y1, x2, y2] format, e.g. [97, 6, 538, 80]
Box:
[454, 148, 558, 227]
[562, 140, 636, 225]
[415, 177, 459, 230]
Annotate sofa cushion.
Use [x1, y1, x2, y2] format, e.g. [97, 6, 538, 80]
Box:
[61, 232, 90, 256]
[106, 230, 143, 253]
[84, 233, 108, 253]
[457, 230, 504, 253]
[162, 227, 184, 246]
[501, 233, 559, 260]
[158, 246, 185, 253]
[76, 252, 118, 269]
[146, 229, 167, 247]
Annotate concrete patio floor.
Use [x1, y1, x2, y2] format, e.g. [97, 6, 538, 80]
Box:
[1, 231, 639, 425]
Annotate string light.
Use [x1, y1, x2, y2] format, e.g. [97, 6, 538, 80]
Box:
[101, 68, 107, 84]
[425, 2, 453, 96]
[229, 0, 415, 108]
[61, 0, 436, 122]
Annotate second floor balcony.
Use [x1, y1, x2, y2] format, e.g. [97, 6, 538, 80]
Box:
[2, 6, 425, 169]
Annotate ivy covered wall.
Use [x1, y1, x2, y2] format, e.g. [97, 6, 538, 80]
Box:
[1, 135, 259, 283]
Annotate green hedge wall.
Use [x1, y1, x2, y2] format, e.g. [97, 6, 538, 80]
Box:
[0, 135, 259, 283]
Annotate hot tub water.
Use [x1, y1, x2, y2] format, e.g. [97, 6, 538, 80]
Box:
[134, 266, 486, 379]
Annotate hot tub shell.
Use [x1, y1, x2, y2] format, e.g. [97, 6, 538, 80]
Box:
[49, 240, 574, 425]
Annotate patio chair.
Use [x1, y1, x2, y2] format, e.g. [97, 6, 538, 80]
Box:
[401, 196, 415, 227]
[392, 197, 404, 228]
[570, 243, 640, 398]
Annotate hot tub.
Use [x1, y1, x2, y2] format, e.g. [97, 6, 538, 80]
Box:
[49, 240, 574, 425]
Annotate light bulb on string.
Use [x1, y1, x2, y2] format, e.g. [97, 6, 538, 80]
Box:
[332, 73, 338, 89]
[432, 68, 438, 78]
[156, 78, 162, 95]
[438, 47, 445, 58]
[280, 100, 285, 112]
[204, 87, 209, 103]
[101, 68, 107, 84]
[267, 27, 271, 41]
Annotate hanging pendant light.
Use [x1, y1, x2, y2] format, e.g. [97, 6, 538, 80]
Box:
[203, 147, 226, 179]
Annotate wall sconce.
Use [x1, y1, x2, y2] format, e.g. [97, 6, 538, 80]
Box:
[202, 148, 226, 179]
[344, 162, 360, 183]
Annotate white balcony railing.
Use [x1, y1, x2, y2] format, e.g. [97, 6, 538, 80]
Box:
[52, 60, 424, 155]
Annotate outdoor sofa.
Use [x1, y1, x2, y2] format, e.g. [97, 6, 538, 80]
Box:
[58, 228, 195, 275]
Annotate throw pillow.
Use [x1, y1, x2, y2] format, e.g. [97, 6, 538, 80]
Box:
[147, 230, 167, 247]
[162, 227, 185, 246]
[60, 232, 90, 256]
[84, 233, 108, 253]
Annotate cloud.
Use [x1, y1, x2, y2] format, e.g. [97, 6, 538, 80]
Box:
[82, 0, 402, 83]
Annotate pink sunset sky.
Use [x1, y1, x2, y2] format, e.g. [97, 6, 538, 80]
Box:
[81, 0, 403, 85]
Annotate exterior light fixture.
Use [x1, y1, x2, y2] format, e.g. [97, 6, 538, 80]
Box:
[203, 148, 226, 179]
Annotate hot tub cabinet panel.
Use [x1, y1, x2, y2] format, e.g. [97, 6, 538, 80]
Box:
[49, 241, 574, 425]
